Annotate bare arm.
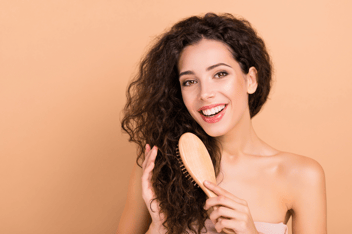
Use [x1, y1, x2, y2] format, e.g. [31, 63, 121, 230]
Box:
[291, 157, 327, 234]
[116, 162, 152, 234]
[117, 145, 167, 234]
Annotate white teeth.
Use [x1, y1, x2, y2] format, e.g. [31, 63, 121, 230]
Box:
[201, 105, 225, 116]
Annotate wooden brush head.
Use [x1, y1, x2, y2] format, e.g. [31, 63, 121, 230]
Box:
[178, 132, 217, 198]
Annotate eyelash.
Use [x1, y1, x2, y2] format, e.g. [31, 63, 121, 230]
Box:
[182, 80, 196, 86]
[182, 71, 228, 87]
[214, 71, 228, 78]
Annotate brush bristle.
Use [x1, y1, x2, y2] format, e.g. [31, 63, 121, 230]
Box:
[176, 146, 200, 188]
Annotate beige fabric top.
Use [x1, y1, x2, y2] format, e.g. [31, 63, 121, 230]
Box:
[204, 218, 288, 234]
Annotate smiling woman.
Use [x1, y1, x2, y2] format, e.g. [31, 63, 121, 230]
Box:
[118, 12, 327, 234]
[178, 39, 259, 135]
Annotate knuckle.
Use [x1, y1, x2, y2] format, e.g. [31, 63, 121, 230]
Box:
[142, 166, 148, 174]
[209, 213, 217, 223]
[242, 213, 249, 222]
[142, 170, 151, 179]
[214, 221, 221, 230]
[148, 162, 155, 169]
[214, 223, 220, 231]
[239, 220, 246, 229]
[141, 175, 148, 182]
[217, 195, 225, 202]
[243, 206, 249, 213]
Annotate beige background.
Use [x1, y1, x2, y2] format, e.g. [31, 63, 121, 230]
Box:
[1, 0, 351, 233]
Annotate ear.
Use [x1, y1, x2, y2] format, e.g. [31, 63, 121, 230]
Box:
[246, 67, 258, 94]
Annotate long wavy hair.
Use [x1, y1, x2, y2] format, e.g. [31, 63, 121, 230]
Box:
[121, 12, 272, 234]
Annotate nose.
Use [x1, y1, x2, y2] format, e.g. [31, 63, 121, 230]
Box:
[199, 81, 215, 100]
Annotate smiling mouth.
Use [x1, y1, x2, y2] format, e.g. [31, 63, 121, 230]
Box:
[200, 104, 226, 117]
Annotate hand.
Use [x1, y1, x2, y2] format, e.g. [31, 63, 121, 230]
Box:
[142, 144, 166, 232]
[203, 180, 259, 234]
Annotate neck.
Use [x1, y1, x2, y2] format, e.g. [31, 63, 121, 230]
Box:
[216, 109, 266, 161]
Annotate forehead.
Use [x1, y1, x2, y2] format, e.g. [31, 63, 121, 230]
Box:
[178, 39, 234, 71]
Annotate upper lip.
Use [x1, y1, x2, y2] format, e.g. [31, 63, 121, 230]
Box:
[197, 103, 227, 112]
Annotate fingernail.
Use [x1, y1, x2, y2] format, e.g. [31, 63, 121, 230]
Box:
[204, 180, 210, 185]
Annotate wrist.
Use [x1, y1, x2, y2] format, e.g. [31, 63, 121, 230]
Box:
[146, 222, 166, 234]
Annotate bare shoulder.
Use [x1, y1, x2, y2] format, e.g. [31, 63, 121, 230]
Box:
[275, 151, 326, 210]
[277, 151, 325, 182]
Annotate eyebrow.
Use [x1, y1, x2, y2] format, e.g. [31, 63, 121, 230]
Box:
[179, 63, 232, 78]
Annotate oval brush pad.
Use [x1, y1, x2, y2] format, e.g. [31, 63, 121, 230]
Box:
[178, 132, 217, 198]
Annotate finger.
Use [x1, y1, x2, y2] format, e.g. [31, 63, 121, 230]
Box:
[145, 164, 155, 189]
[142, 161, 156, 190]
[205, 196, 249, 214]
[142, 147, 158, 181]
[146, 146, 158, 166]
[142, 144, 151, 168]
[214, 218, 242, 233]
[204, 180, 236, 198]
[143, 149, 157, 175]
[146, 161, 155, 182]
[209, 206, 246, 224]
[143, 145, 157, 169]
[146, 144, 151, 154]
[204, 180, 247, 205]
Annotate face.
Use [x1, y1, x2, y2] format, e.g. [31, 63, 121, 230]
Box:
[177, 38, 257, 137]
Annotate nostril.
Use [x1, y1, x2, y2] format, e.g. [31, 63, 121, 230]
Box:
[200, 91, 215, 100]
[199, 82, 216, 100]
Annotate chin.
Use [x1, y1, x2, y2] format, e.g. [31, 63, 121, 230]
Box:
[201, 125, 228, 138]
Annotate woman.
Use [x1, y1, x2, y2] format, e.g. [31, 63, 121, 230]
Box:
[117, 13, 327, 234]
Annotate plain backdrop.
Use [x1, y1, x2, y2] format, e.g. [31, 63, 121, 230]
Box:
[1, 0, 351, 233]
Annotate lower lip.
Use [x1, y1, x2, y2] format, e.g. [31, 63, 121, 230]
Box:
[200, 105, 227, 123]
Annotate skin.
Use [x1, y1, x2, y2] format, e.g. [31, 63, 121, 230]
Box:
[117, 39, 327, 234]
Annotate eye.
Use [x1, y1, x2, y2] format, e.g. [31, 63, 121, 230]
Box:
[182, 80, 197, 87]
[214, 71, 228, 78]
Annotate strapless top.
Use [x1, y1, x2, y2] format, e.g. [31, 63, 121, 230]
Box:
[204, 219, 288, 234]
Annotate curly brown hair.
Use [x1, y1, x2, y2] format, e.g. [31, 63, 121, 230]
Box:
[121, 12, 272, 234]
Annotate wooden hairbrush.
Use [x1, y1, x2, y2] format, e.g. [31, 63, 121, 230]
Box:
[177, 132, 217, 197]
[177, 132, 234, 234]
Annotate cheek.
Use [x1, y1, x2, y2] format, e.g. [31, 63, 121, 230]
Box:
[181, 91, 192, 112]
[224, 78, 247, 101]
[181, 90, 199, 119]
[181, 88, 196, 107]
